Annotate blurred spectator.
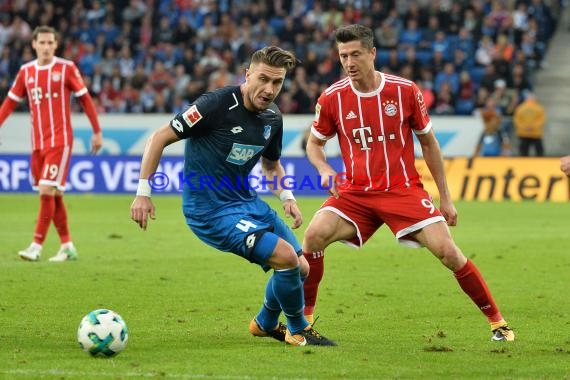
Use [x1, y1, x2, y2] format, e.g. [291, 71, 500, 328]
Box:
[429, 50, 446, 78]
[399, 18, 422, 49]
[475, 98, 511, 157]
[122, 0, 147, 25]
[456, 70, 476, 115]
[452, 48, 472, 73]
[277, 91, 298, 114]
[456, 27, 475, 56]
[433, 82, 455, 115]
[509, 62, 532, 95]
[0, 15, 11, 51]
[419, 15, 439, 50]
[475, 35, 494, 66]
[117, 45, 136, 79]
[475, 86, 491, 109]
[446, 2, 465, 35]
[86, 0, 106, 26]
[375, 20, 399, 49]
[513, 92, 546, 156]
[402, 47, 422, 81]
[480, 64, 501, 93]
[491, 78, 519, 134]
[386, 48, 400, 74]
[207, 61, 235, 91]
[432, 30, 450, 58]
[560, 156, 570, 177]
[307, 29, 330, 60]
[9, 15, 32, 42]
[0, 0, 560, 117]
[434, 62, 460, 97]
[492, 33, 514, 79]
[153, 15, 175, 45]
[512, 2, 529, 46]
[148, 60, 173, 97]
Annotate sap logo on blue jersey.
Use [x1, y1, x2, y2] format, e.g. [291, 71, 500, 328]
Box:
[226, 143, 264, 165]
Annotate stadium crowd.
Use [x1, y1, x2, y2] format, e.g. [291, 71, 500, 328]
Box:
[0, 0, 563, 122]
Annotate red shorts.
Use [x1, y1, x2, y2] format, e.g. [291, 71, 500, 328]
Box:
[319, 186, 445, 248]
[30, 146, 72, 191]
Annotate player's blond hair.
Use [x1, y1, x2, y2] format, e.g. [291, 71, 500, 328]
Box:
[250, 46, 297, 72]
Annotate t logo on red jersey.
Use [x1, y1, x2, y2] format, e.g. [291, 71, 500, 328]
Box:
[353, 126, 373, 151]
[353, 126, 397, 151]
[182, 104, 203, 128]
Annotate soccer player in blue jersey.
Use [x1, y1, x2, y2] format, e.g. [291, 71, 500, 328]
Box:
[130, 46, 335, 346]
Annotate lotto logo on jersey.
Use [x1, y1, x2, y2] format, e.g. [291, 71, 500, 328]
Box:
[226, 143, 263, 165]
[182, 104, 203, 127]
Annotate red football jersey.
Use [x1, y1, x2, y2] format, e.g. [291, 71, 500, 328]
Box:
[312, 72, 432, 191]
[8, 57, 88, 150]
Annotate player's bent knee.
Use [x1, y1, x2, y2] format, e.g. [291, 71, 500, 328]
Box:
[303, 226, 329, 252]
[263, 237, 300, 270]
[269, 250, 300, 270]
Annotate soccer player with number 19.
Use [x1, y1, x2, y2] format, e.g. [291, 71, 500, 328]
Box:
[302, 24, 515, 342]
[0, 26, 103, 262]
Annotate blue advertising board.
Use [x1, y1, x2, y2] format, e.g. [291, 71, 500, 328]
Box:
[0, 155, 344, 196]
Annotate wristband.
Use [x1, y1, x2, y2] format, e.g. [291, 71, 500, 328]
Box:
[279, 190, 295, 203]
[136, 179, 152, 197]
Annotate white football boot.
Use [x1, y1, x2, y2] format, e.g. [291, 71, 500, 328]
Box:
[49, 244, 78, 262]
[18, 243, 42, 261]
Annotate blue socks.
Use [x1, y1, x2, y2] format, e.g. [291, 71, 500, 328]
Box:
[255, 266, 308, 334]
[272, 266, 307, 334]
[255, 275, 281, 332]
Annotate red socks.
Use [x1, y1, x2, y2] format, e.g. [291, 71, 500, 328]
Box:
[303, 251, 324, 316]
[454, 259, 502, 323]
[33, 194, 56, 244]
[303, 254, 502, 323]
[32, 194, 71, 245]
[53, 195, 71, 244]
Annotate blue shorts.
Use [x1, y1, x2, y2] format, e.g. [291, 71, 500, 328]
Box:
[186, 198, 301, 270]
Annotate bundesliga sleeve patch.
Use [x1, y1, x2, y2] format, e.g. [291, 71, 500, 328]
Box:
[182, 104, 203, 128]
[314, 103, 321, 122]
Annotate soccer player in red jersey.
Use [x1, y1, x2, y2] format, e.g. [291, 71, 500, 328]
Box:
[0, 26, 102, 262]
[302, 24, 514, 341]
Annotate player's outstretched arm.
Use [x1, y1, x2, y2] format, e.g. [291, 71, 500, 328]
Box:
[260, 157, 303, 229]
[131, 124, 180, 230]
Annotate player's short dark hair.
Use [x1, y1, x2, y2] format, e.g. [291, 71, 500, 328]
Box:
[32, 26, 58, 41]
[335, 24, 374, 50]
[250, 46, 296, 72]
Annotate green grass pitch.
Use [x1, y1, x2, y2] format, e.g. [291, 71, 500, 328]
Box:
[1, 194, 569, 379]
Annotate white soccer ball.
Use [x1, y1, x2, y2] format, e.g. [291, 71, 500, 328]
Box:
[77, 309, 129, 357]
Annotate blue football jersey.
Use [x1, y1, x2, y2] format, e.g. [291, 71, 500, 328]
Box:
[169, 86, 283, 216]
